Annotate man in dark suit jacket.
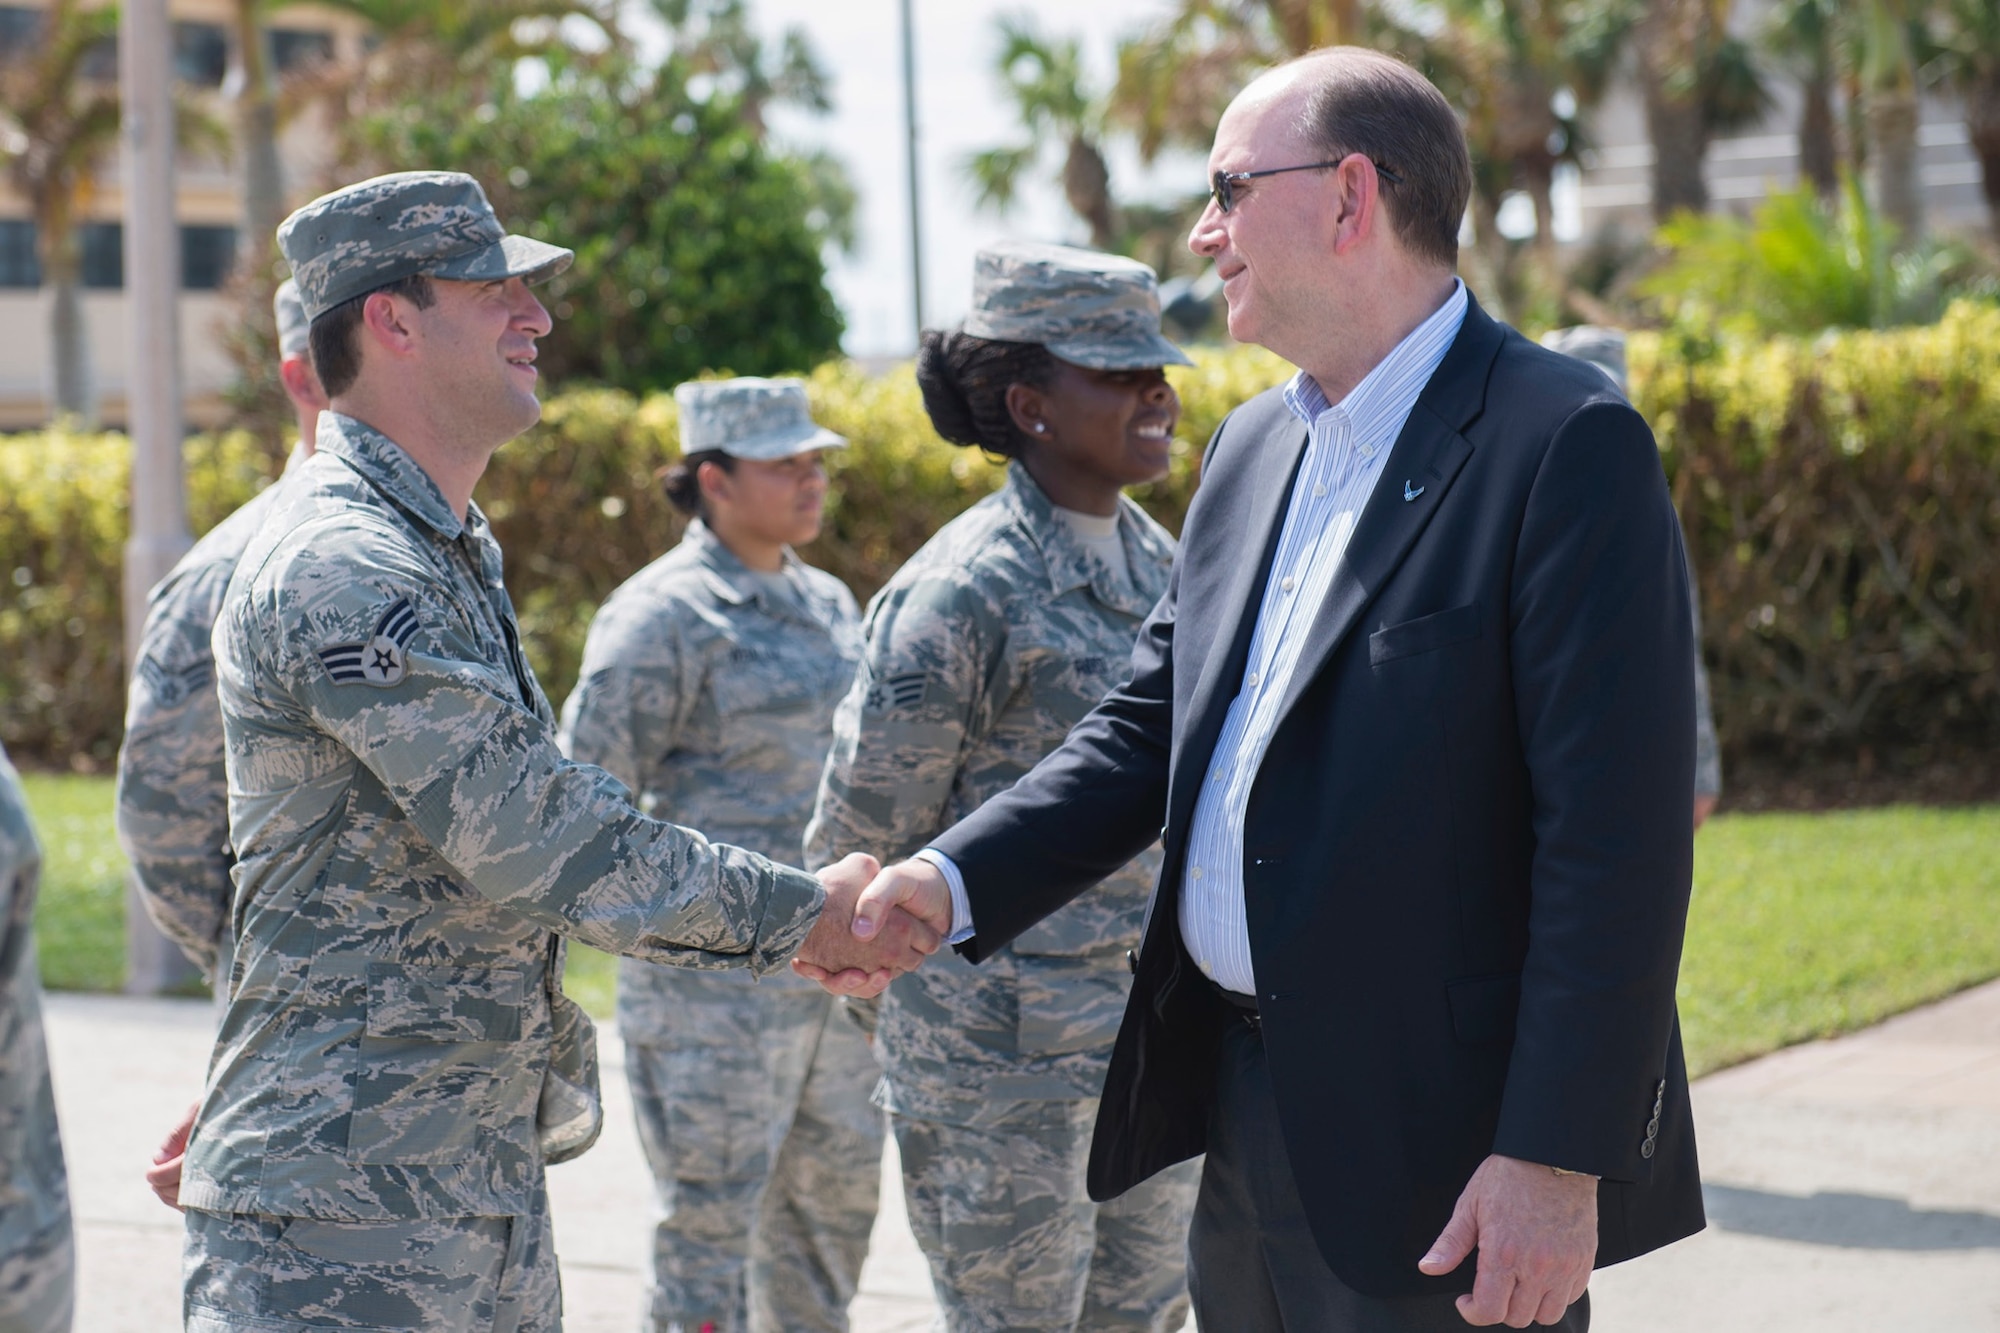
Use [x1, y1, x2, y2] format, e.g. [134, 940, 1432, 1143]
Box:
[800, 46, 1704, 1331]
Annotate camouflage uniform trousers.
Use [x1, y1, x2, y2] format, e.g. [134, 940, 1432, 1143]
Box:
[624, 970, 883, 1333]
[181, 1188, 558, 1333]
[0, 1215, 72, 1333]
[892, 1101, 1199, 1333]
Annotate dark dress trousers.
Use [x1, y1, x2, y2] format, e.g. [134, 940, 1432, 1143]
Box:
[931, 293, 1707, 1299]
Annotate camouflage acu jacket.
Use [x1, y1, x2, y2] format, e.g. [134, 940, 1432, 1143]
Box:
[558, 520, 861, 1031]
[806, 465, 1174, 1122]
[0, 745, 72, 1285]
[115, 453, 301, 979]
[182, 413, 825, 1221]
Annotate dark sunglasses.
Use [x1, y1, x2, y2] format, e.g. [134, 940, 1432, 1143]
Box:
[1209, 156, 1403, 214]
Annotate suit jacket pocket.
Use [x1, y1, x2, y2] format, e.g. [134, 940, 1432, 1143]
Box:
[1446, 971, 1521, 1045]
[350, 962, 532, 1165]
[1370, 602, 1481, 666]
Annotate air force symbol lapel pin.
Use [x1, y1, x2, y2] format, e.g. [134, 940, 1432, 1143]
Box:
[1403, 479, 1425, 502]
[319, 597, 420, 687]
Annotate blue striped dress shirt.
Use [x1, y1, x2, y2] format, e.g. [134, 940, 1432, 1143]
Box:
[921, 281, 1468, 979]
[1179, 280, 1467, 995]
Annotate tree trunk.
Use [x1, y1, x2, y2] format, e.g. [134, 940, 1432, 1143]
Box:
[1270, 0, 1365, 53]
[1797, 68, 1839, 198]
[1063, 135, 1118, 251]
[1866, 87, 1924, 244]
[231, 2, 285, 270]
[1965, 74, 2000, 246]
[43, 221, 93, 426]
[1637, 0, 1711, 220]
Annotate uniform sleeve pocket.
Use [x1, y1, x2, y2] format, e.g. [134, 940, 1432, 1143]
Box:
[365, 962, 527, 1042]
[1446, 971, 1521, 1045]
[1370, 602, 1481, 666]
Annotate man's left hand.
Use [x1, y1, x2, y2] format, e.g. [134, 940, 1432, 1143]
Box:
[1418, 1153, 1596, 1327]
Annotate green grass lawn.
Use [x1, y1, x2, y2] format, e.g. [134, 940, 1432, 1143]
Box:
[20, 773, 2000, 1075]
[20, 773, 129, 992]
[1676, 805, 2000, 1075]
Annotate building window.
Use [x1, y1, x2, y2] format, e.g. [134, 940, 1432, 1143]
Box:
[0, 220, 38, 288]
[271, 27, 334, 73]
[80, 222, 122, 289]
[0, 6, 40, 58]
[174, 22, 227, 87]
[182, 226, 237, 290]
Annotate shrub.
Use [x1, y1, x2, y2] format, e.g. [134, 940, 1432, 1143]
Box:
[1641, 179, 2000, 336]
[1632, 300, 2000, 768]
[4, 322, 1996, 782]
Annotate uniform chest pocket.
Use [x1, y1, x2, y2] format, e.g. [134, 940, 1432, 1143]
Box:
[348, 963, 535, 1166]
[1370, 602, 1481, 666]
[709, 645, 849, 720]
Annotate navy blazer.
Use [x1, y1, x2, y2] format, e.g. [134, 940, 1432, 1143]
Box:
[931, 294, 1706, 1297]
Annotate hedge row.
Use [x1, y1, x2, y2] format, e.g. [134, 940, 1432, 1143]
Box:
[4, 315, 1996, 775]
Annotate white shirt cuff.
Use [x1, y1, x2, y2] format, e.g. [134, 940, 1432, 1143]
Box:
[912, 848, 975, 944]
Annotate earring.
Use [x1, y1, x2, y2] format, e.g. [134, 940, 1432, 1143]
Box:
[1032, 423, 1047, 434]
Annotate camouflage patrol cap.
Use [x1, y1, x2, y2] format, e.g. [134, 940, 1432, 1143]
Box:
[277, 171, 573, 322]
[674, 377, 845, 461]
[962, 240, 1192, 370]
[1540, 325, 1629, 397]
[273, 279, 309, 358]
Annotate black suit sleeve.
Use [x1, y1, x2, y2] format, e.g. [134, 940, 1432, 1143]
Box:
[930, 551, 1179, 962]
[1493, 398, 1697, 1182]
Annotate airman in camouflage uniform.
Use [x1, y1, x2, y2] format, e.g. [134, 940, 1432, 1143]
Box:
[806, 243, 1200, 1333]
[1540, 326, 1723, 814]
[558, 379, 881, 1333]
[0, 743, 74, 1333]
[116, 280, 324, 988]
[180, 173, 897, 1333]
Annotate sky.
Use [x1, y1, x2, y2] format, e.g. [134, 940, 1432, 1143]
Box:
[628, 0, 1210, 358]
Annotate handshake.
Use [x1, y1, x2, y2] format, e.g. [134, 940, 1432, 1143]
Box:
[795, 854, 954, 997]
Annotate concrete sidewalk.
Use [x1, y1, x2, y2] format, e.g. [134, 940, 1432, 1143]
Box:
[42, 979, 2000, 1331]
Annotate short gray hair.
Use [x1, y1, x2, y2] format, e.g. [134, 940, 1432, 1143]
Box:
[1285, 47, 1471, 270]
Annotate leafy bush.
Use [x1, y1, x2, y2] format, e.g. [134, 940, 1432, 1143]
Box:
[350, 48, 847, 392]
[5, 324, 1997, 782]
[1632, 300, 2000, 767]
[1641, 179, 2000, 335]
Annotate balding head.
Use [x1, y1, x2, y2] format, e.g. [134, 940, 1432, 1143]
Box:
[1246, 47, 1471, 270]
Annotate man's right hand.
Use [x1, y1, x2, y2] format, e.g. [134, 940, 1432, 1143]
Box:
[793, 857, 953, 997]
[147, 1102, 198, 1210]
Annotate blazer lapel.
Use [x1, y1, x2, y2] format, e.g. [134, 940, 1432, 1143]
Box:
[1268, 299, 1505, 732]
[1269, 406, 1472, 730]
[1171, 410, 1310, 825]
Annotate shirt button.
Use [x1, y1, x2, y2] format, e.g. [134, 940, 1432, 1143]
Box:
[1191, 866, 1204, 880]
[1281, 576, 1295, 593]
[1212, 767, 1223, 781]
[1360, 444, 1375, 457]
[1247, 672, 1261, 688]
[1312, 483, 1327, 498]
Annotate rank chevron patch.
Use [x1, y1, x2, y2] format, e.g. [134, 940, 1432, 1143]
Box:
[318, 597, 420, 687]
[137, 654, 212, 707]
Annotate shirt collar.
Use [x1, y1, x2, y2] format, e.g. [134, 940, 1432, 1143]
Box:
[684, 518, 818, 617]
[1002, 464, 1169, 614]
[315, 410, 467, 541]
[1281, 277, 1469, 447]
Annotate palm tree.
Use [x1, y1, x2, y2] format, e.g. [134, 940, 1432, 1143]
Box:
[0, 0, 120, 423]
[1928, 0, 2000, 242]
[1408, 0, 1629, 264]
[1851, 0, 1927, 243]
[1110, 0, 1375, 165]
[964, 16, 1118, 250]
[651, 0, 833, 140]
[1763, 0, 1843, 198]
[1633, 0, 1769, 220]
